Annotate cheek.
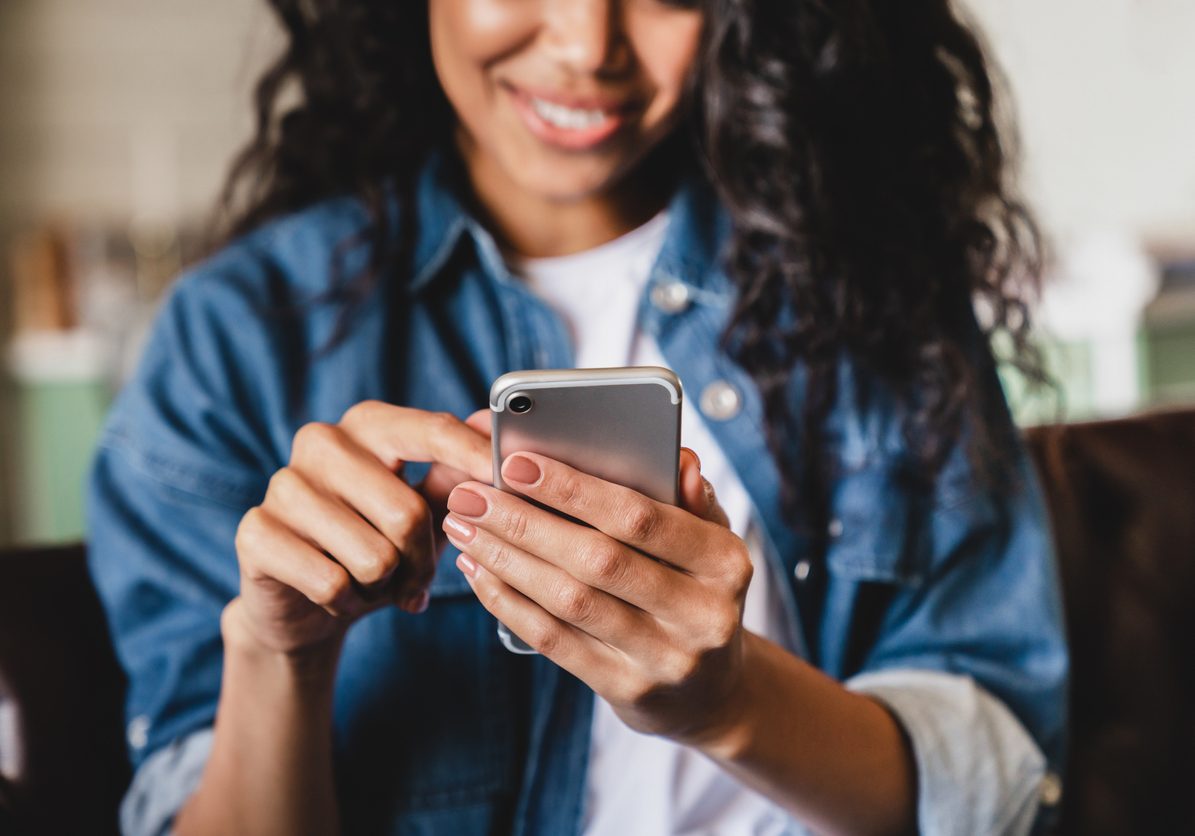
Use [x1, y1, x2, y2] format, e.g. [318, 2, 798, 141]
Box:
[429, 0, 532, 115]
[631, 14, 703, 129]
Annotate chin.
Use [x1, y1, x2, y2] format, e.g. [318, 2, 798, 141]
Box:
[507, 157, 626, 204]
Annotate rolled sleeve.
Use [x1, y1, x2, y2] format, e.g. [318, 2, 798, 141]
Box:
[120, 728, 214, 836]
[849, 669, 1052, 836]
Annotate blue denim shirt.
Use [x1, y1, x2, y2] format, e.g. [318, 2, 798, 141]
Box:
[87, 155, 1068, 835]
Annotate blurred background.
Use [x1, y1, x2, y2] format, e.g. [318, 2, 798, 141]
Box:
[0, 0, 1193, 547]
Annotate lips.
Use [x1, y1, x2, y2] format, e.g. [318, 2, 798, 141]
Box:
[504, 83, 637, 151]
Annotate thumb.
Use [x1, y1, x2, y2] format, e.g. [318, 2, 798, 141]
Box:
[679, 448, 730, 528]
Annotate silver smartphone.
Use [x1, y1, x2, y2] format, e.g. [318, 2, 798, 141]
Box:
[489, 366, 683, 654]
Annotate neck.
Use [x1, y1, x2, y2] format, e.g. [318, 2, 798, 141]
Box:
[455, 132, 681, 260]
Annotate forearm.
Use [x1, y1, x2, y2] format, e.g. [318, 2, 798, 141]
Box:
[174, 599, 344, 836]
[697, 632, 917, 836]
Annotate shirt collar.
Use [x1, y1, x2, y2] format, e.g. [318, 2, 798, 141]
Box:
[406, 150, 733, 300]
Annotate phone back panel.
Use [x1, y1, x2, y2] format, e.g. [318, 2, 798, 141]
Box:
[490, 368, 682, 505]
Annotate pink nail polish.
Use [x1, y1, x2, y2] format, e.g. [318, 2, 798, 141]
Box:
[443, 514, 476, 542]
[502, 454, 542, 485]
[456, 553, 478, 578]
[447, 487, 488, 518]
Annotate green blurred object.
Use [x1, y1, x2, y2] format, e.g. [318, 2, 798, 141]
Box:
[1002, 336, 1096, 427]
[7, 376, 110, 544]
[1142, 258, 1195, 409]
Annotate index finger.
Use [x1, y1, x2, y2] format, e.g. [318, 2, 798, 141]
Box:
[339, 401, 492, 483]
[498, 451, 729, 573]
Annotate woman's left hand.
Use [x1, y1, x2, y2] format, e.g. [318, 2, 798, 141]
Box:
[442, 448, 754, 747]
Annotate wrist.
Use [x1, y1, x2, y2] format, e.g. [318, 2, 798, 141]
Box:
[220, 598, 344, 686]
[685, 632, 761, 763]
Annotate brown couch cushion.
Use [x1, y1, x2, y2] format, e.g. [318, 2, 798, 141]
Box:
[0, 543, 128, 836]
[1026, 409, 1195, 836]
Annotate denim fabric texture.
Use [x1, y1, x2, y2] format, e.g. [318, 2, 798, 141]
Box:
[87, 154, 1068, 835]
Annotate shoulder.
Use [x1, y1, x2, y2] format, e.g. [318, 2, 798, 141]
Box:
[101, 197, 380, 479]
[180, 195, 373, 308]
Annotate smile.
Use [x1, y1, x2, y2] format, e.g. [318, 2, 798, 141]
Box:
[528, 96, 612, 131]
[506, 84, 632, 151]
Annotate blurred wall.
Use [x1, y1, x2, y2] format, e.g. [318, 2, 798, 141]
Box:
[0, 0, 275, 544]
[967, 0, 1195, 242]
[0, 0, 273, 230]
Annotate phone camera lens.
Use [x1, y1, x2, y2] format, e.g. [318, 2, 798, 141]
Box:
[509, 395, 533, 414]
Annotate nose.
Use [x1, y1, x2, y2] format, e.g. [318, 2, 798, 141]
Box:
[542, 0, 629, 76]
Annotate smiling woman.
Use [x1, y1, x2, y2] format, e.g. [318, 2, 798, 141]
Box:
[86, 1, 1067, 835]
[429, 0, 702, 254]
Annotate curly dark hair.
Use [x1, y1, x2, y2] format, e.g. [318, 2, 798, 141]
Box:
[219, 0, 1044, 531]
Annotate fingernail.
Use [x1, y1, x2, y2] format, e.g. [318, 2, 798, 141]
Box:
[456, 553, 478, 578]
[503, 454, 541, 486]
[399, 588, 429, 614]
[443, 514, 476, 543]
[448, 487, 488, 518]
[411, 590, 430, 614]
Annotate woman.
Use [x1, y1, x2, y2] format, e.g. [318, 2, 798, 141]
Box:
[88, 1, 1067, 834]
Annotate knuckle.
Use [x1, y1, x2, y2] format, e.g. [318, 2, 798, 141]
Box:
[660, 650, 701, 689]
[293, 421, 339, 456]
[555, 582, 596, 624]
[622, 501, 659, 542]
[235, 506, 261, 542]
[341, 399, 382, 427]
[381, 501, 418, 540]
[727, 544, 754, 593]
[266, 467, 302, 504]
[482, 583, 505, 613]
[527, 619, 561, 656]
[581, 540, 624, 586]
[498, 504, 530, 542]
[234, 508, 268, 563]
[430, 410, 458, 431]
[311, 566, 350, 608]
[488, 542, 517, 575]
[703, 606, 740, 650]
[357, 541, 399, 585]
[551, 472, 586, 510]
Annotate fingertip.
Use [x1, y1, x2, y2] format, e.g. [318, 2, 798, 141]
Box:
[680, 459, 706, 513]
[465, 409, 492, 435]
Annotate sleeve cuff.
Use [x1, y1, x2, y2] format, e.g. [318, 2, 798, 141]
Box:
[120, 727, 213, 836]
[847, 669, 1055, 836]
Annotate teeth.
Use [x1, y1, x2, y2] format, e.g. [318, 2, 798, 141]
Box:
[530, 96, 611, 131]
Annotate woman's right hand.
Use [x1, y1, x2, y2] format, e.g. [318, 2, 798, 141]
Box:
[227, 402, 493, 656]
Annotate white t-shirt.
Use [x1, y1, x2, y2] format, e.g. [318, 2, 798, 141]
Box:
[510, 212, 798, 836]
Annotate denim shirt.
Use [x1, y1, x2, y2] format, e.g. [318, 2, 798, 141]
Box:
[87, 155, 1068, 835]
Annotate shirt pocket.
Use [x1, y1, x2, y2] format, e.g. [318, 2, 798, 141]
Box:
[824, 460, 927, 586]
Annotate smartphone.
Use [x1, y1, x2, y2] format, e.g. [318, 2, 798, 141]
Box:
[489, 366, 683, 654]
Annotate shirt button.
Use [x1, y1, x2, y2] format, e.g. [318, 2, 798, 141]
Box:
[1039, 772, 1063, 807]
[650, 280, 691, 314]
[700, 380, 741, 421]
[127, 715, 150, 750]
[793, 559, 812, 582]
[827, 518, 843, 538]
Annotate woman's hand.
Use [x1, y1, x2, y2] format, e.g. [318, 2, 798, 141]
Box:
[229, 403, 492, 657]
[441, 448, 755, 746]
